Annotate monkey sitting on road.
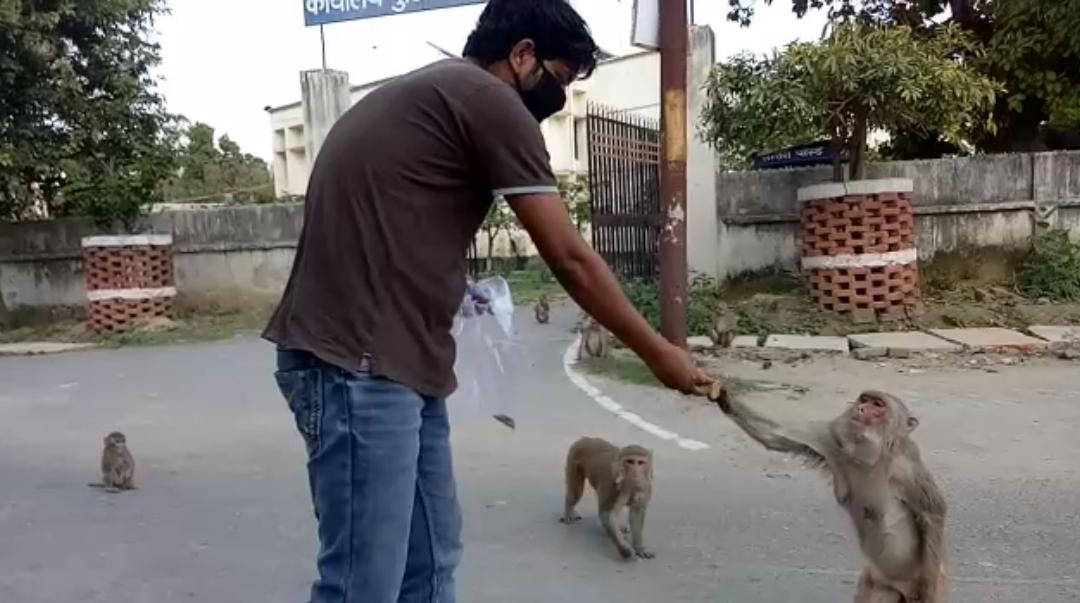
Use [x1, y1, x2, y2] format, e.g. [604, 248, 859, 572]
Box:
[709, 384, 949, 603]
[535, 294, 550, 324]
[560, 436, 654, 561]
[709, 304, 738, 348]
[577, 317, 610, 360]
[89, 431, 136, 493]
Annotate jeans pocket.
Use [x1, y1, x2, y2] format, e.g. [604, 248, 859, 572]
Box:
[274, 367, 323, 455]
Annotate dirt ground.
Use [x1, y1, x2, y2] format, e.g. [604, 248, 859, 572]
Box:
[721, 273, 1080, 338]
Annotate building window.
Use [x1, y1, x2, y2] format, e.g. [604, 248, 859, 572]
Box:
[574, 117, 586, 161]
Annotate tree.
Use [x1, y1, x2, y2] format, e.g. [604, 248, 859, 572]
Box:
[727, 0, 1080, 153]
[0, 0, 176, 228]
[702, 52, 820, 170]
[161, 121, 273, 203]
[480, 200, 512, 272]
[702, 23, 999, 180]
[557, 174, 592, 233]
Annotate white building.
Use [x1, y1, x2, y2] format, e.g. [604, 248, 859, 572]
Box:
[265, 51, 660, 198]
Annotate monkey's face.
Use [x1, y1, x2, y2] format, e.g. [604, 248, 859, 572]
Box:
[105, 432, 127, 449]
[618, 454, 652, 486]
[849, 391, 918, 436]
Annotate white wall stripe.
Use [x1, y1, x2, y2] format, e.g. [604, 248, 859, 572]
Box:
[801, 248, 917, 270]
[87, 287, 177, 302]
[562, 335, 710, 451]
[82, 234, 173, 248]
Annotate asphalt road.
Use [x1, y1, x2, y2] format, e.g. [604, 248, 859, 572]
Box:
[1, 305, 1078, 602]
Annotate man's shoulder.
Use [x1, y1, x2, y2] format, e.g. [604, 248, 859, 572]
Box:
[400, 59, 522, 109]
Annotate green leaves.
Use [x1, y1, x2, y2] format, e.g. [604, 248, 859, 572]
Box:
[702, 22, 999, 178]
[0, 0, 174, 229]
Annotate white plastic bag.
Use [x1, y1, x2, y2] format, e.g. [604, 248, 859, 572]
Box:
[449, 276, 534, 427]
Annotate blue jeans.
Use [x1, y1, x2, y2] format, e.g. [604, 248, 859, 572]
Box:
[274, 348, 463, 603]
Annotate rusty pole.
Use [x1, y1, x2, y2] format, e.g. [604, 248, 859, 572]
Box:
[658, 0, 689, 347]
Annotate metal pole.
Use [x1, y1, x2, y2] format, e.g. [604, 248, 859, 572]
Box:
[658, 0, 689, 347]
[320, 25, 328, 70]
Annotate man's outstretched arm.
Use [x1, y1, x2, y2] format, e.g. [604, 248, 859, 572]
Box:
[507, 193, 712, 393]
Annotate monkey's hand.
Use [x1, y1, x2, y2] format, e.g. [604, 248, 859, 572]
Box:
[695, 380, 732, 413]
[634, 547, 656, 559]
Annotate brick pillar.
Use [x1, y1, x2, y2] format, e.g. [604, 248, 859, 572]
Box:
[82, 234, 176, 333]
[797, 178, 923, 323]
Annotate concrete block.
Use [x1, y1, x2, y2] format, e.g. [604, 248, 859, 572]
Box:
[848, 331, 961, 352]
[928, 328, 1049, 351]
[0, 342, 96, 356]
[1028, 325, 1080, 343]
[764, 334, 849, 353]
[853, 347, 887, 361]
[731, 335, 760, 348]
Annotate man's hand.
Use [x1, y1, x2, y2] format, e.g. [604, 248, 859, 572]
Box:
[643, 340, 715, 394]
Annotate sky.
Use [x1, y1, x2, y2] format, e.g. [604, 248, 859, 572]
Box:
[154, 0, 826, 161]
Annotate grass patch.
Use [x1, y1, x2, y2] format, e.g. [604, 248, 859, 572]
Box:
[0, 308, 271, 348]
[576, 350, 791, 395]
[492, 265, 565, 306]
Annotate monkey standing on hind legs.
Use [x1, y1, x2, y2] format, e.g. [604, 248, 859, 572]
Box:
[560, 436, 654, 561]
[706, 383, 949, 603]
[88, 431, 136, 493]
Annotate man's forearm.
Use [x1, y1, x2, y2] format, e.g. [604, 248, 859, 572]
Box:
[547, 244, 668, 364]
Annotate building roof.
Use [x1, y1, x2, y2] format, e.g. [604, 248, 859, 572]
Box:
[265, 48, 652, 115]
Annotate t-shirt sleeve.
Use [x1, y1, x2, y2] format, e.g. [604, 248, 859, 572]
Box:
[458, 83, 560, 198]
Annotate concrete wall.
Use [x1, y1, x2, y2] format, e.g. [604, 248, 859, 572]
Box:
[709, 151, 1080, 279]
[0, 204, 304, 311]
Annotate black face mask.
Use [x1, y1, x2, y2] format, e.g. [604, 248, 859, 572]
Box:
[515, 64, 566, 122]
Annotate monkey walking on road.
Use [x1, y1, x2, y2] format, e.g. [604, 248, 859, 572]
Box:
[560, 437, 654, 561]
[706, 383, 949, 603]
[89, 431, 136, 493]
[534, 295, 550, 324]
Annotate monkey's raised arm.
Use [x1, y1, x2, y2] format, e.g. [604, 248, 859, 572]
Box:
[716, 392, 829, 467]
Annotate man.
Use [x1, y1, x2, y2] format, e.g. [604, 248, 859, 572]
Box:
[264, 1, 713, 601]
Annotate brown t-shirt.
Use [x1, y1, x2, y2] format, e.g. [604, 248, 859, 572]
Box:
[263, 59, 558, 398]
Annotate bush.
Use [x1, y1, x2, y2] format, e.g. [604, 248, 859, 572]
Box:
[622, 274, 725, 336]
[1016, 229, 1080, 301]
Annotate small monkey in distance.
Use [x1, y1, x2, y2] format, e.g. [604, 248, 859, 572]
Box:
[89, 431, 136, 493]
[709, 304, 738, 348]
[535, 295, 550, 324]
[577, 317, 610, 360]
[560, 437, 654, 560]
[711, 385, 949, 603]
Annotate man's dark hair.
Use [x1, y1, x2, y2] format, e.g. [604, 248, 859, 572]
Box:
[462, 0, 600, 79]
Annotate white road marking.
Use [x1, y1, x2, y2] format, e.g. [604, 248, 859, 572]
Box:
[562, 335, 710, 451]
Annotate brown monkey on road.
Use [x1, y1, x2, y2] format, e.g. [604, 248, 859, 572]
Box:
[709, 385, 948, 603]
[560, 436, 654, 560]
[577, 317, 610, 360]
[89, 431, 136, 493]
[534, 295, 550, 324]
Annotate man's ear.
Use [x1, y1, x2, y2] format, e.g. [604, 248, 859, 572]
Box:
[508, 38, 537, 73]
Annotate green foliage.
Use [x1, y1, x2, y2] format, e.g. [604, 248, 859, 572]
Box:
[1016, 229, 1080, 302]
[702, 23, 998, 179]
[0, 0, 174, 228]
[160, 121, 274, 204]
[730, 0, 1080, 153]
[702, 52, 819, 170]
[622, 274, 726, 336]
[983, 0, 1080, 130]
[557, 174, 592, 231]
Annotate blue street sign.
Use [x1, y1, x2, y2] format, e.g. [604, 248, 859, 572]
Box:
[304, 0, 488, 27]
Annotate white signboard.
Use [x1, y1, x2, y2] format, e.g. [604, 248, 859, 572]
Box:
[631, 0, 660, 50]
